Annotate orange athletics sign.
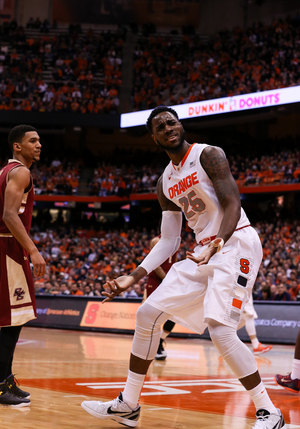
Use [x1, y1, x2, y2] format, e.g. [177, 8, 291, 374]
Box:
[80, 302, 137, 330]
[80, 301, 194, 334]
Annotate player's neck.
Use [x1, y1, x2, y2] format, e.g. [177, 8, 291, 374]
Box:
[13, 155, 32, 169]
[166, 141, 191, 166]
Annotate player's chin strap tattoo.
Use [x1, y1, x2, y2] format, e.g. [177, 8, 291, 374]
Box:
[210, 237, 224, 253]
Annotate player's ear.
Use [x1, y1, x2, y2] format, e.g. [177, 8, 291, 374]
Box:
[151, 134, 158, 145]
[13, 142, 21, 152]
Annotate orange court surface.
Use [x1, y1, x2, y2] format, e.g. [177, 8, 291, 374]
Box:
[1, 326, 299, 429]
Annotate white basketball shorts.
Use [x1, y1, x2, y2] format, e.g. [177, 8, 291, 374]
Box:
[146, 226, 262, 334]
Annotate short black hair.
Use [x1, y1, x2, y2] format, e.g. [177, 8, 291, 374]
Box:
[8, 124, 37, 154]
[146, 106, 179, 133]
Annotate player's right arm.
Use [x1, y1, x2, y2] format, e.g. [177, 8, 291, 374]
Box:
[3, 166, 46, 278]
[156, 175, 181, 212]
[150, 236, 167, 280]
[102, 176, 182, 302]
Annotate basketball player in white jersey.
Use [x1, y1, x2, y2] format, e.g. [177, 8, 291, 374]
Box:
[240, 297, 272, 354]
[81, 107, 285, 429]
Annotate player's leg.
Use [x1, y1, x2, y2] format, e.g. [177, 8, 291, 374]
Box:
[275, 329, 300, 393]
[208, 319, 285, 429]
[81, 302, 169, 427]
[155, 320, 175, 360]
[0, 326, 22, 381]
[0, 325, 30, 407]
[244, 316, 272, 354]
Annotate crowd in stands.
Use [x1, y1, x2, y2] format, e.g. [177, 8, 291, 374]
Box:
[31, 219, 300, 302]
[132, 16, 300, 110]
[88, 162, 163, 196]
[30, 157, 82, 195]
[229, 146, 300, 187]
[1, 15, 300, 114]
[1, 139, 300, 196]
[0, 18, 124, 113]
[88, 145, 300, 196]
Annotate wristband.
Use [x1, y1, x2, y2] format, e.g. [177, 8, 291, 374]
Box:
[211, 237, 224, 252]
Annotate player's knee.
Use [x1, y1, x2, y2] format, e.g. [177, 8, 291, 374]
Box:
[136, 303, 152, 329]
[135, 303, 167, 336]
[207, 320, 237, 350]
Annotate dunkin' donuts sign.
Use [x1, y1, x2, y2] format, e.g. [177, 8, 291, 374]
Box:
[121, 85, 300, 128]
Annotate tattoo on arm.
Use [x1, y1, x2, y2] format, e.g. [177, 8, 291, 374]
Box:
[201, 146, 240, 208]
[130, 269, 141, 278]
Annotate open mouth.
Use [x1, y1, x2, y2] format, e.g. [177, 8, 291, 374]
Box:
[166, 134, 177, 141]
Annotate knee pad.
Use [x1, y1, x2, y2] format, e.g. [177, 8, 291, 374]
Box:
[208, 320, 257, 379]
[132, 303, 169, 361]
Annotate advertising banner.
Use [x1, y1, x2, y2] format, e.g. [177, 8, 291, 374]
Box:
[237, 302, 300, 345]
[29, 297, 299, 345]
[28, 296, 85, 329]
[80, 300, 195, 334]
[81, 301, 137, 330]
[121, 85, 300, 128]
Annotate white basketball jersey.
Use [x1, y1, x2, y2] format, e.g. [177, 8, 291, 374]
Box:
[162, 143, 250, 244]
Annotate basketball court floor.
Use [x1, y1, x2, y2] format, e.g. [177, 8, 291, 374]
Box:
[0, 327, 299, 429]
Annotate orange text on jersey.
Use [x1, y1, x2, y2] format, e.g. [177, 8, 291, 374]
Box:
[168, 172, 199, 199]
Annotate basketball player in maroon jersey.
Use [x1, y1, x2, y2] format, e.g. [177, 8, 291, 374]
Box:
[0, 125, 46, 407]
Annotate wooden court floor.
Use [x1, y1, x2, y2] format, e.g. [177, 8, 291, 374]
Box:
[0, 327, 299, 429]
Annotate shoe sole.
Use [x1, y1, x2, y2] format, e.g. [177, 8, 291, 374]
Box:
[155, 356, 167, 361]
[81, 402, 139, 427]
[274, 377, 300, 393]
[0, 402, 30, 408]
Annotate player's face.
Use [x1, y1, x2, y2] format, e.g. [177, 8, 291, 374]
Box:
[19, 131, 42, 163]
[151, 111, 185, 153]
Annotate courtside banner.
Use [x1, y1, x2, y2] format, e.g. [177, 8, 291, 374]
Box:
[120, 85, 300, 128]
[80, 301, 195, 334]
[237, 302, 300, 345]
[28, 295, 84, 328]
[29, 297, 299, 344]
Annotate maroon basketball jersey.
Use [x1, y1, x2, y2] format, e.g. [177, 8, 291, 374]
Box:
[0, 160, 34, 234]
[146, 252, 178, 297]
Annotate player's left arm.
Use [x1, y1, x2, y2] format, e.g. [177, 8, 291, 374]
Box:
[201, 145, 241, 243]
[187, 146, 241, 266]
[3, 167, 46, 277]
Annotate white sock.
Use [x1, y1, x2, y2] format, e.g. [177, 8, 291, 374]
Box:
[245, 318, 259, 349]
[122, 370, 146, 409]
[291, 358, 300, 380]
[251, 338, 259, 349]
[248, 382, 277, 413]
[161, 330, 169, 340]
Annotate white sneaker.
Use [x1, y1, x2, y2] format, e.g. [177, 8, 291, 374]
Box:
[155, 339, 167, 360]
[252, 408, 286, 429]
[81, 392, 140, 427]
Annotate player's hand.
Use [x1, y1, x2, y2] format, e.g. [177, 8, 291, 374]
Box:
[186, 238, 223, 266]
[102, 275, 135, 303]
[30, 250, 46, 277]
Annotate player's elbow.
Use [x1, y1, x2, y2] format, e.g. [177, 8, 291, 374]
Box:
[2, 210, 16, 228]
[161, 235, 181, 256]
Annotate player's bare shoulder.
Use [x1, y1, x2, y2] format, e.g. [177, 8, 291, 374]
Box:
[156, 174, 181, 212]
[200, 145, 230, 180]
[8, 164, 31, 189]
